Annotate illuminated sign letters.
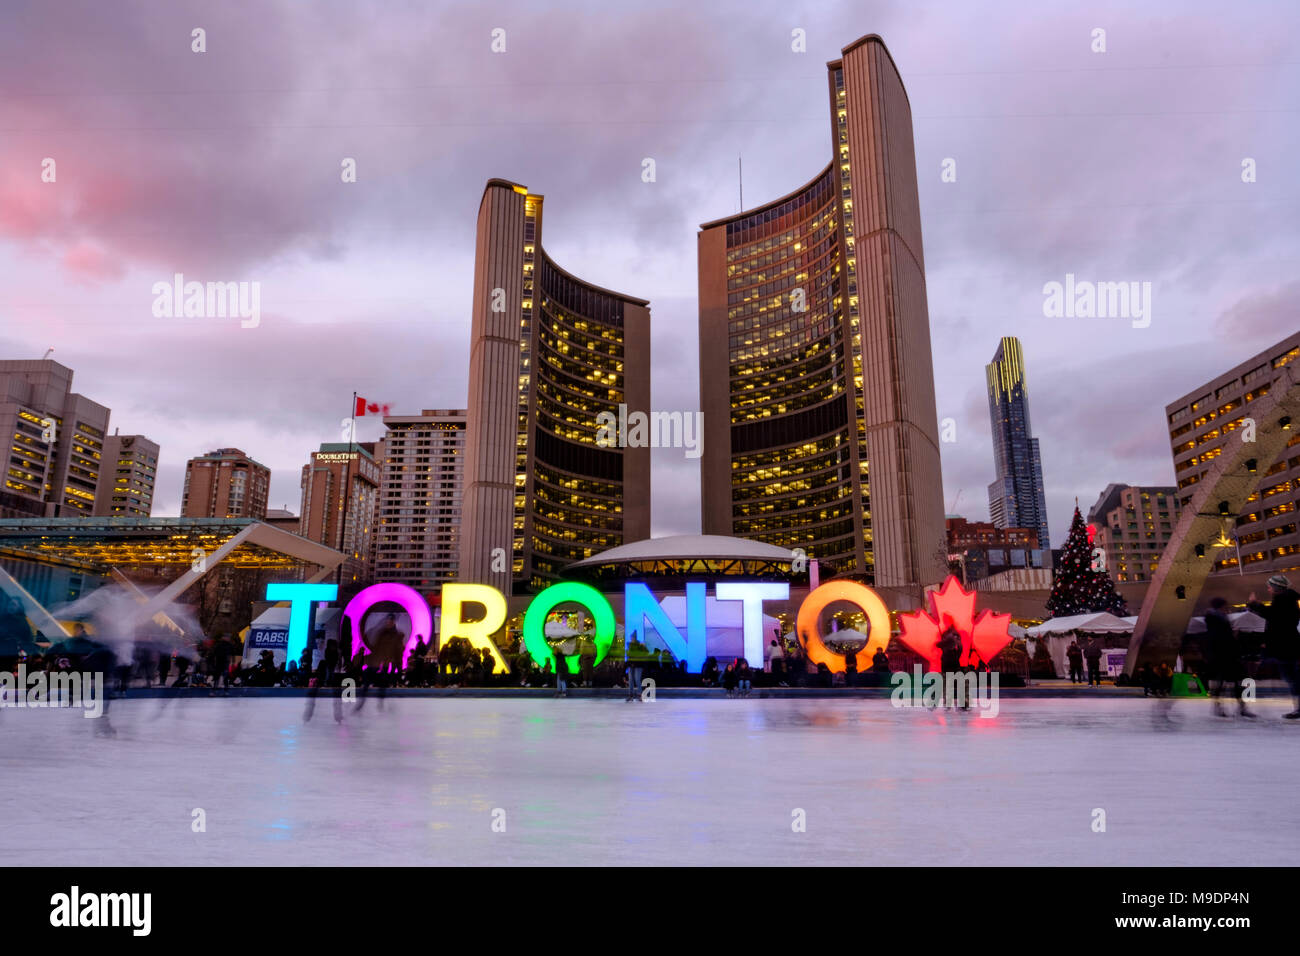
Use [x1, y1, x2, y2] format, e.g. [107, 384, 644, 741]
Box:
[265, 575, 1006, 678]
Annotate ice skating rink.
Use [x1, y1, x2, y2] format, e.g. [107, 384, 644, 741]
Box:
[2, 696, 1294, 866]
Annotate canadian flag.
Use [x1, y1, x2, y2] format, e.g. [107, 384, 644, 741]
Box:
[354, 397, 392, 417]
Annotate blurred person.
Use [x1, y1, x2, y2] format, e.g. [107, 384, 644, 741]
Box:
[211, 634, 233, 690]
[554, 647, 568, 697]
[323, 637, 339, 685]
[81, 638, 117, 736]
[1205, 597, 1253, 718]
[625, 653, 644, 701]
[1137, 661, 1156, 697]
[1249, 575, 1300, 718]
[736, 657, 752, 697]
[939, 623, 961, 707]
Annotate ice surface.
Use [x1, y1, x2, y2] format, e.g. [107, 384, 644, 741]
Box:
[1, 695, 1295, 866]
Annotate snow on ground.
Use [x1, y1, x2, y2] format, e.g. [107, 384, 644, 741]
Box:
[1, 696, 1295, 866]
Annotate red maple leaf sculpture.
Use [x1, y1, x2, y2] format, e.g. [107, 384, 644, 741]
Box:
[897, 576, 1013, 670]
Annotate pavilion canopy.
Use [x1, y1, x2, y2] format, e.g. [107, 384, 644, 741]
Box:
[1185, 611, 1266, 634]
[1025, 612, 1135, 636]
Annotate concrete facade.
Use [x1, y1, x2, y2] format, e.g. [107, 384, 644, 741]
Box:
[459, 180, 651, 595]
[0, 360, 110, 518]
[697, 35, 945, 609]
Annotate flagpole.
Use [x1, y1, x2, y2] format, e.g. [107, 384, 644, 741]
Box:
[338, 392, 356, 662]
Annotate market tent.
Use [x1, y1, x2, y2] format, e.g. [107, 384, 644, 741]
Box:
[1025, 612, 1135, 636]
[1185, 610, 1266, 634]
[1025, 613, 1134, 679]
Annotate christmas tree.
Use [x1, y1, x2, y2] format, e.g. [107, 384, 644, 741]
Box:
[1046, 506, 1128, 617]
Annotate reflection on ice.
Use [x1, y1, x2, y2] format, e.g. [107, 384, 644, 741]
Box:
[1, 696, 1296, 865]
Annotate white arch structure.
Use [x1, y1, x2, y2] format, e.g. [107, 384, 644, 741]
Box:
[1126, 362, 1300, 671]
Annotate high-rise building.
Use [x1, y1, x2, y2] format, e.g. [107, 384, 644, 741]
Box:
[181, 448, 270, 519]
[697, 34, 945, 602]
[263, 508, 300, 534]
[986, 336, 1051, 552]
[1087, 484, 1181, 584]
[1165, 331, 1300, 578]
[459, 179, 651, 595]
[0, 360, 110, 518]
[92, 432, 159, 517]
[373, 409, 466, 590]
[299, 441, 381, 587]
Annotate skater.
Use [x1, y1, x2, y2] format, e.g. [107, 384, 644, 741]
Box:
[939, 623, 961, 707]
[736, 657, 752, 697]
[1248, 575, 1300, 718]
[210, 634, 232, 690]
[554, 647, 568, 697]
[1205, 598, 1253, 717]
[81, 639, 117, 736]
[1084, 639, 1104, 686]
[1137, 662, 1156, 697]
[625, 655, 644, 701]
[1066, 640, 1084, 684]
[843, 648, 857, 688]
[702, 656, 719, 687]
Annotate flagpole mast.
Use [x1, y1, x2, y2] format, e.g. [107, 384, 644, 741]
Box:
[338, 393, 355, 643]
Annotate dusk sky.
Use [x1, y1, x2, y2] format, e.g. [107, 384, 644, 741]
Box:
[1, 0, 1296, 538]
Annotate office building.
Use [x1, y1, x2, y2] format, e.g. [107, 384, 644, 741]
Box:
[697, 34, 946, 603]
[92, 432, 159, 517]
[181, 448, 270, 519]
[986, 336, 1051, 551]
[1166, 331, 1300, 577]
[299, 441, 381, 587]
[459, 179, 652, 595]
[0, 360, 110, 518]
[374, 409, 466, 590]
[945, 516, 1046, 585]
[1086, 484, 1181, 584]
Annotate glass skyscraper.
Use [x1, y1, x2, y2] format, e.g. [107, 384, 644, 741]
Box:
[697, 34, 947, 605]
[985, 336, 1050, 551]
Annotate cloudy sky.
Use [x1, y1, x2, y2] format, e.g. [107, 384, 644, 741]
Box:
[1, 0, 1296, 542]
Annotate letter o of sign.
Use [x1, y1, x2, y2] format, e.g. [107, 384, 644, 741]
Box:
[343, 582, 432, 671]
[796, 581, 891, 674]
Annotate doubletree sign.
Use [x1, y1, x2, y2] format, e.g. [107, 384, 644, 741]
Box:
[265, 575, 1013, 675]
